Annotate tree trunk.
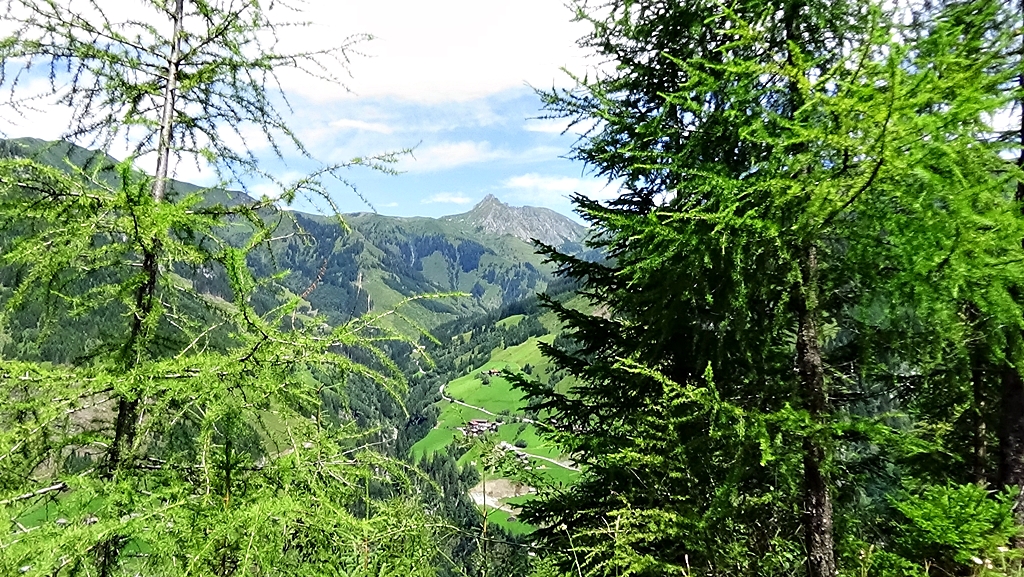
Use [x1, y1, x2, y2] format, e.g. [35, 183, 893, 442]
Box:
[104, 0, 184, 475]
[967, 302, 989, 485]
[100, 6, 186, 572]
[795, 245, 836, 577]
[151, 0, 184, 205]
[782, 0, 836, 571]
[973, 361, 988, 485]
[1000, 366, 1024, 526]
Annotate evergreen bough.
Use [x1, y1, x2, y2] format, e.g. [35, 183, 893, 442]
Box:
[518, 0, 1024, 575]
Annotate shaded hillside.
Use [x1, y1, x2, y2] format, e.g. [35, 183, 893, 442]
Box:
[392, 284, 588, 535]
[0, 137, 247, 207]
[296, 211, 556, 329]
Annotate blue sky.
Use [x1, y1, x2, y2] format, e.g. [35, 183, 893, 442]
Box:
[1, 0, 616, 220]
[252, 89, 614, 220]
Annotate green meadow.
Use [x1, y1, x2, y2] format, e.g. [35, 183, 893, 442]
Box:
[410, 321, 578, 534]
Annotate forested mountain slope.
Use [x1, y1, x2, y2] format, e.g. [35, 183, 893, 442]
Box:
[0, 136, 582, 575]
[0, 137, 586, 334]
[394, 283, 584, 536]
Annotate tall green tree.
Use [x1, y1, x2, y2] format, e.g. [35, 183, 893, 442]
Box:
[998, 0, 1024, 521]
[0, 1, 438, 574]
[519, 0, 1024, 575]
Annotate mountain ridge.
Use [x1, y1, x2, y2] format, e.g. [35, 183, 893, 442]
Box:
[441, 194, 587, 248]
[0, 137, 578, 332]
[0, 137, 585, 247]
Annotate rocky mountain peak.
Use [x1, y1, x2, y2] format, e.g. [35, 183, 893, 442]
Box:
[478, 193, 502, 206]
[443, 195, 587, 248]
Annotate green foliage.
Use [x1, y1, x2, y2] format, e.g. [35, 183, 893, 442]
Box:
[0, 144, 442, 576]
[0, 0, 365, 184]
[517, 0, 1024, 575]
[0, 137, 565, 337]
[887, 484, 1017, 572]
[846, 485, 1022, 577]
[0, 0, 449, 574]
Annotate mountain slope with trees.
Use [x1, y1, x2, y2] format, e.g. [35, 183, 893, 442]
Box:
[0, 0, 454, 574]
[4, 0, 1024, 575]
[0, 137, 586, 340]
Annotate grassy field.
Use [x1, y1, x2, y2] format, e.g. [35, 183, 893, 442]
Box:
[490, 335, 554, 369]
[483, 507, 534, 536]
[411, 334, 572, 470]
[409, 308, 583, 536]
[446, 372, 523, 415]
[495, 314, 524, 328]
[411, 400, 492, 460]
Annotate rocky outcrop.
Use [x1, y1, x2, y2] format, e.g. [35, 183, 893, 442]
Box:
[442, 194, 587, 248]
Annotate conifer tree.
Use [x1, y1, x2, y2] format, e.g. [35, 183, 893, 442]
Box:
[519, 0, 1024, 575]
[0, 1, 438, 574]
[998, 0, 1024, 521]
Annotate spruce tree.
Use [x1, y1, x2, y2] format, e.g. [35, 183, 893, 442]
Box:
[998, 0, 1024, 522]
[519, 0, 1024, 575]
[0, 1, 438, 574]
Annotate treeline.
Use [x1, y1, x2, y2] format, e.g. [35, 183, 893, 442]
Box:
[400, 290, 565, 454]
[394, 292, 574, 575]
[0, 133, 564, 575]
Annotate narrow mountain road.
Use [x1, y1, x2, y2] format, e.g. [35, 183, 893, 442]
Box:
[438, 381, 537, 424]
[438, 381, 579, 472]
[439, 381, 498, 416]
[515, 448, 578, 472]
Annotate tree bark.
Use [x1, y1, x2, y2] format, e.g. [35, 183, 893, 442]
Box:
[100, 6, 186, 572]
[966, 303, 989, 486]
[795, 245, 836, 577]
[973, 361, 988, 485]
[105, 0, 184, 476]
[151, 0, 184, 204]
[782, 0, 836, 571]
[1000, 366, 1024, 525]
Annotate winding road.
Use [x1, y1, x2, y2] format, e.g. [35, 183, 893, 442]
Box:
[438, 380, 579, 472]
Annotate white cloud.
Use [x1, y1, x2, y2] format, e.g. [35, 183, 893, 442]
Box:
[329, 118, 395, 134]
[0, 79, 75, 141]
[524, 116, 601, 137]
[0, 1, 594, 134]
[249, 182, 285, 200]
[216, 124, 274, 156]
[169, 156, 219, 187]
[503, 173, 618, 201]
[523, 118, 570, 134]
[403, 141, 507, 172]
[272, 0, 597, 104]
[422, 192, 474, 205]
[515, 145, 565, 162]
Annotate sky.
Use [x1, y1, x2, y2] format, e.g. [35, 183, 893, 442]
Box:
[0, 0, 618, 220]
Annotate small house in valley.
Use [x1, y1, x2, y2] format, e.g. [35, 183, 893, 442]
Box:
[465, 419, 499, 436]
